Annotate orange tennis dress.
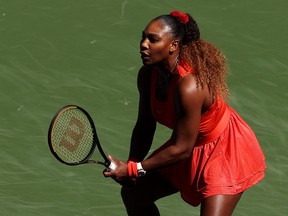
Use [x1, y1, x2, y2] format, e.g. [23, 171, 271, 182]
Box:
[150, 63, 266, 206]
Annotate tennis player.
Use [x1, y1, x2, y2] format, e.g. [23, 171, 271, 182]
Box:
[104, 11, 266, 216]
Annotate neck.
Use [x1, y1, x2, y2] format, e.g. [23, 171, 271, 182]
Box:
[170, 54, 179, 74]
[161, 54, 179, 75]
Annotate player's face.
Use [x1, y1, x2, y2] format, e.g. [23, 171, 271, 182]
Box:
[140, 19, 174, 65]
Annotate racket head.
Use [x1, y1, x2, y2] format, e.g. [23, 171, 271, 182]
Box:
[48, 105, 98, 166]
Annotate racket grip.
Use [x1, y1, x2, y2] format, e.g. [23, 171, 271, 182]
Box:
[108, 161, 117, 170]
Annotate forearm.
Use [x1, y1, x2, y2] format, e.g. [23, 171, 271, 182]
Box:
[141, 138, 192, 171]
[128, 121, 156, 161]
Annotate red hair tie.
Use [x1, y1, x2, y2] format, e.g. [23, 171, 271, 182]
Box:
[170, 10, 189, 24]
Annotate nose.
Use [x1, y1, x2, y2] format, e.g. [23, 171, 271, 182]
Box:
[140, 38, 149, 50]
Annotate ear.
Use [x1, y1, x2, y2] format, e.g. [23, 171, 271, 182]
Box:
[169, 40, 179, 53]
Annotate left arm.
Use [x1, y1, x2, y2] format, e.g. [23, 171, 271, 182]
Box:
[105, 75, 209, 180]
[141, 75, 206, 170]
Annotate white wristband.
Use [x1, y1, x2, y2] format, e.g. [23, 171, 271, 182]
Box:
[137, 162, 144, 170]
[136, 162, 146, 177]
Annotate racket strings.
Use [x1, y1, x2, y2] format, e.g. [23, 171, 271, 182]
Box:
[51, 108, 94, 163]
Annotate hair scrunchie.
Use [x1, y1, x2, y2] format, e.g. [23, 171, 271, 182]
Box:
[170, 10, 189, 24]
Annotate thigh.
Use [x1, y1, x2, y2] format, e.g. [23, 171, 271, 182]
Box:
[121, 171, 179, 206]
[200, 193, 243, 216]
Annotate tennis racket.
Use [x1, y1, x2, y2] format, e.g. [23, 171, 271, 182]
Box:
[48, 105, 116, 170]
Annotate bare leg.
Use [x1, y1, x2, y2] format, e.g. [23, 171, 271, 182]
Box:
[121, 172, 178, 216]
[200, 193, 243, 216]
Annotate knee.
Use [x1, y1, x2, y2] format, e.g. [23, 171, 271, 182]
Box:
[121, 185, 149, 210]
[121, 186, 142, 215]
[121, 186, 138, 206]
[121, 186, 160, 216]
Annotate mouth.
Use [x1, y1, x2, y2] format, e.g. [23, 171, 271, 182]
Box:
[140, 51, 149, 59]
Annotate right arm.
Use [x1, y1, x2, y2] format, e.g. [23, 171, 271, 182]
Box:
[128, 66, 156, 161]
[104, 66, 156, 181]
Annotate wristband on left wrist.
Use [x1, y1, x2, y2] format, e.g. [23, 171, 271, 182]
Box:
[136, 162, 146, 177]
[127, 161, 146, 178]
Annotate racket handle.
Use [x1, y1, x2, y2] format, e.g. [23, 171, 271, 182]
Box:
[108, 161, 117, 170]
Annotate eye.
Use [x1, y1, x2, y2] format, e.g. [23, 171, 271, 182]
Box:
[141, 32, 146, 40]
[149, 36, 158, 43]
[141, 32, 160, 43]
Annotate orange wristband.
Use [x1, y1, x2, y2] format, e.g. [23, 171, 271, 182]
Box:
[127, 161, 138, 178]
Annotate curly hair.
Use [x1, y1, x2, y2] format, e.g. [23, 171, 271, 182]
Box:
[181, 39, 230, 100]
[156, 12, 230, 100]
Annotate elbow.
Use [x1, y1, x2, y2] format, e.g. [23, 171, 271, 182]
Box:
[179, 147, 193, 160]
[173, 144, 193, 161]
[171, 132, 196, 161]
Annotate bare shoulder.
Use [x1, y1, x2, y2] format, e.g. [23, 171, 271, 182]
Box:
[177, 74, 204, 99]
[176, 74, 212, 112]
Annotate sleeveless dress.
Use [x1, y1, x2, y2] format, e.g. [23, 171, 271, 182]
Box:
[150, 63, 266, 206]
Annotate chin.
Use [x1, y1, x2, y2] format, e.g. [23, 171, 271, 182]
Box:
[141, 58, 156, 66]
[141, 60, 151, 65]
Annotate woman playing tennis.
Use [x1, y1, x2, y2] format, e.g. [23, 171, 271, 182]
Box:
[104, 10, 266, 216]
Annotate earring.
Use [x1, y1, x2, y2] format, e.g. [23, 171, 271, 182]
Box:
[169, 48, 175, 54]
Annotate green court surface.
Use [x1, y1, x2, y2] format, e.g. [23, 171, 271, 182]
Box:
[0, 0, 287, 215]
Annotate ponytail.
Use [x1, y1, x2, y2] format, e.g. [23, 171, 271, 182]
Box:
[170, 11, 200, 45]
[182, 13, 200, 45]
[170, 11, 229, 99]
[154, 11, 229, 99]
